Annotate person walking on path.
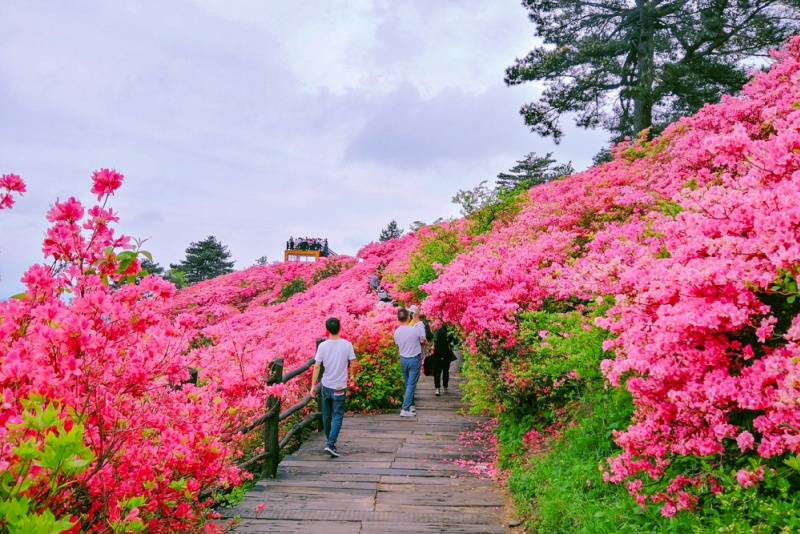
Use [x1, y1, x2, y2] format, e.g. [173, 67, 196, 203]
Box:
[408, 304, 433, 352]
[394, 308, 426, 417]
[431, 325, 456, 396]
[309, 317, 356, 457]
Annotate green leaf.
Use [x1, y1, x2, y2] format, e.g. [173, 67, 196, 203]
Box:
[784, 454, 800, 472]
[117, 258, 132, 273]
[116, 251, 137, 260]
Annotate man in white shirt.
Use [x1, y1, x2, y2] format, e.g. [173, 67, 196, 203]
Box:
[393, 308, 426, 417]
[310, 317, 357, 457]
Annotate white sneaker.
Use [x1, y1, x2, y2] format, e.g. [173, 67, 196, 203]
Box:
[400, 409, 416, 417]
[435, 388, 440, 396]
[409, 405, 416, 412]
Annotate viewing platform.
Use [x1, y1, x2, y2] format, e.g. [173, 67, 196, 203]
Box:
[284, 237, 335, 263]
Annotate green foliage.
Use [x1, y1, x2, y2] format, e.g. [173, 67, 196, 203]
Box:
[379, 219, 404, 242]
[486, 306, 800, 533]
[109, 496, 146, 533]
[693, 465, 800, 533]
[463, 187, 526, 236]
[139, 257, 165, 277]
[165, 268, 187, 289]
[279, 276, 307, 300]
[213, 479, 256, 509]
[312, 258, 346, 284]
[348, 347, 404, 412]
[0, 498, 76, 534]
[397, 225, 464, 301]
[462, 300, 610, 422]
[771, 268, 799, 304]
[505, 0, 800, 140]
[496, 151, 574, 192]
[170, 235, 235, 286]
[95, 245, 154, 288]
[657, 200, 684, 219]
[1, 397, 96, 534]
[451, 180, 497, 217]
[501, 385, 657, 533]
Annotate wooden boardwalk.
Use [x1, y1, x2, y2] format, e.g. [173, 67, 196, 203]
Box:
[220, 370, 510, 533]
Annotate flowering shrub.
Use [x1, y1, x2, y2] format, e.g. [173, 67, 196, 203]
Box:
[0, 171, 241, 532]
[397, 223, 468, 301]
[6, 33, 800, 531]
[422, 35, 800, 521]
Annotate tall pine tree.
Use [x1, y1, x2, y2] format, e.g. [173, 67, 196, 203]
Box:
[506, 0, 800, 142]
[170, 236, 235, 285]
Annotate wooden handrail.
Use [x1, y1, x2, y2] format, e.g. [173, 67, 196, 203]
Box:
[226, 357, 318, 437]
[279, 410, 321, 449]
[203, 354, 324, 496]
[282, 356, 316, 382]
[229, 397, 282, 437]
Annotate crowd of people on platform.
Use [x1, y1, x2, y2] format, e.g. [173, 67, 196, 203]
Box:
[309, 267, 459, 457]
[287, 236, 329, 256]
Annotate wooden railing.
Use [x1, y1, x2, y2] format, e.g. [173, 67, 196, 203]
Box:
[229, 356, 324, 479]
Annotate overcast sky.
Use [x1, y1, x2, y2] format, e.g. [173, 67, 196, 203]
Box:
[0, 1, 607, 299]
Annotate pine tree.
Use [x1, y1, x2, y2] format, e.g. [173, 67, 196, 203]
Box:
[379, 220, 404, 242]
[170, 236, 235, 285]
[506, 0, 800, 141]
[496, 152, 574, 192]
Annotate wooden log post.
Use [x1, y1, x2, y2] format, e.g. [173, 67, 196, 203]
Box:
[262, 358, 284, 479]
[315, 364, 325, 433]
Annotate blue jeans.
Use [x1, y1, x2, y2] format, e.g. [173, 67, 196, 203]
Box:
[400, 355, 421, 411]
[321, 385, 346, 447]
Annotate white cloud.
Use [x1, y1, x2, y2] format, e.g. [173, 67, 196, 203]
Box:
[0, 0, 607, 298]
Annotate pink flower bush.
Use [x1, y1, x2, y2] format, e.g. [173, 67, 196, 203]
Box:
[422, 35, 800, 515]
[172, 235, 421, 421]
[0, 171, 426, 531]
[1, 173, 241, 532]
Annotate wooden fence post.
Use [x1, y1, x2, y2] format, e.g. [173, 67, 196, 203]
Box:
[262, 358, 284, 479]
[315, 366, 326, 433]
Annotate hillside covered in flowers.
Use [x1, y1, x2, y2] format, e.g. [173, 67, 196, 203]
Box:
[3, 33, 800, 534]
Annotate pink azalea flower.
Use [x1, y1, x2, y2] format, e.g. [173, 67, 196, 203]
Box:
[90, 168, 124, 200]
[736, 431, 755, 452]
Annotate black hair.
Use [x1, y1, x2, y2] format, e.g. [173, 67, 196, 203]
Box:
[397, 308, 409, 322]
[325, 317, 341, 335]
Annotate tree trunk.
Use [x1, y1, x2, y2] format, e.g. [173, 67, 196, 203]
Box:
[634, 0, 656, 137]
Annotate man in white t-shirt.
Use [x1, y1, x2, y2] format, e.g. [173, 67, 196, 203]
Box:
[310, 317, 357, 457]
[394, 308, 426, 417]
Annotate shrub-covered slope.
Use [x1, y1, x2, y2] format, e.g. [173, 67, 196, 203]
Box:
[419, 34, 800, 531]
